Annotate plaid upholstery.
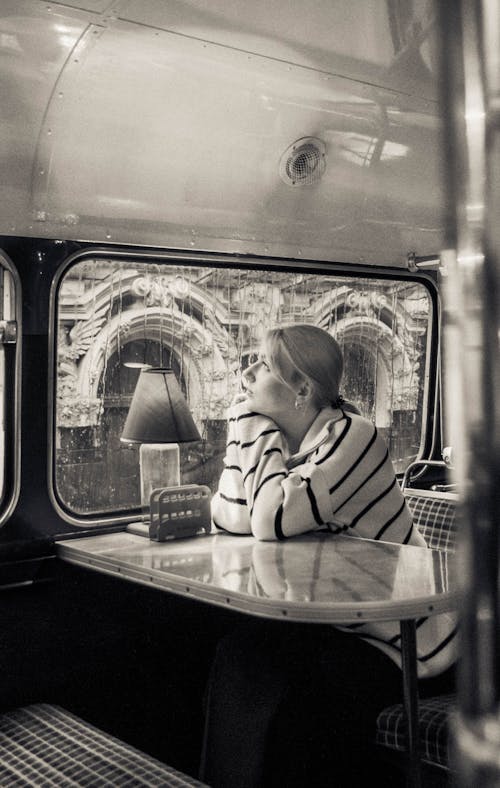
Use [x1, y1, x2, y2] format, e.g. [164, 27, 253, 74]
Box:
[0, 704, 208, 787]
[377, 490, 458, 771]
[404, 490, 458, 553]
[376, 694, 456, 770]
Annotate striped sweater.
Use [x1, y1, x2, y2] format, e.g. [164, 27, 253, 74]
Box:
[212, 403, 418, 543]
[211, 403, 457, 677]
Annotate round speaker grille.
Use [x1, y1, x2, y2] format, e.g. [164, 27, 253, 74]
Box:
[279, 137, 326, 186]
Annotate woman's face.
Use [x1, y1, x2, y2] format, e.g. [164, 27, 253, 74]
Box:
[242, 350, 296, 420]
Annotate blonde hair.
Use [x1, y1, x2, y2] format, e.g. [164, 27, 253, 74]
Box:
[264, 324, 360, 414]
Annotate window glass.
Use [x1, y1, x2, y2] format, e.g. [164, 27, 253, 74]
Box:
[55, 259, 432, 516]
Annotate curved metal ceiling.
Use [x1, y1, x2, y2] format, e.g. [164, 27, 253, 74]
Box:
[0, 0, 443, 266]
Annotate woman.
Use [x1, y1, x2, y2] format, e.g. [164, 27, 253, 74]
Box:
[211, 323, 417, 545]
[202, 324, 456, 787]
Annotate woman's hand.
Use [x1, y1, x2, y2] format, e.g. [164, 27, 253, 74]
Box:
[231, 391, 248, 406]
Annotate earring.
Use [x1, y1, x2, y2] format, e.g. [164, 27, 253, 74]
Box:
[294, 399, 303, 410]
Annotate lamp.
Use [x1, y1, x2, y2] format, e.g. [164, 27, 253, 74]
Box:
[120, 368, 201, 526]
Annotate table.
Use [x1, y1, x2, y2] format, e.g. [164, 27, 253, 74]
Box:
[56, 531, 457, 786]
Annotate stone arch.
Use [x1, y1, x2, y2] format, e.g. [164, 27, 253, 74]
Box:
[329, 315, 420, 426]
[76, 305, 238, 426]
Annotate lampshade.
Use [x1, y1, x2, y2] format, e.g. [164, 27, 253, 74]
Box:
[121, 368, 201, 444]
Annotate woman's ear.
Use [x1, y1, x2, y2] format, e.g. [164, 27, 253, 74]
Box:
[295, 378, 313, 405]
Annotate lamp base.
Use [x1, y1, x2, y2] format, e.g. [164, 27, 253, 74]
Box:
[140, 443, 180, 522]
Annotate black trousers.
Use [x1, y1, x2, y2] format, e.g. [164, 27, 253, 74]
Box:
[199, 620, 454, 788]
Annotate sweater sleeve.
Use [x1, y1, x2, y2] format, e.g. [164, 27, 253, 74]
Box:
[210, 404, 251, 535]
[232, 405, 334, 541]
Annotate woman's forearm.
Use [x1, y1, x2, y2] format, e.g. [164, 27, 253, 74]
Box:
[210, 406, 251, 534]
[234, 407, 332, 540]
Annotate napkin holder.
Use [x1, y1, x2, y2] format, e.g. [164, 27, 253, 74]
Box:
[149, 484, 212, 541]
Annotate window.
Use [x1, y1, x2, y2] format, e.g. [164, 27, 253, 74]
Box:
[54, 256, 433, 518]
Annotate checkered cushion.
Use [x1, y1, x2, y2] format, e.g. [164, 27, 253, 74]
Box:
[376, 694, 456, 770]
[377, 491, 457, 771]
[404, 490, 458, 553]
[0, 704, 208, 787]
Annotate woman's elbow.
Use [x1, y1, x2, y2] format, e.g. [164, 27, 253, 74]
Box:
[211, 494, 251, 534]
[251, 520, 280, 541]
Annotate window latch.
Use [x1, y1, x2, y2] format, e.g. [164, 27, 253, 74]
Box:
[0, 320, 17, 343]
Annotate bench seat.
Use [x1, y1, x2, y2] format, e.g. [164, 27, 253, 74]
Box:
[376, 693, 456, 770]
[0, 703, 207, 787]
[403, 489, 458, 552]
[375, 489, 458, 774]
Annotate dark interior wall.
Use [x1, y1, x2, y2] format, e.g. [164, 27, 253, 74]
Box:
[1, 559, 244, 776]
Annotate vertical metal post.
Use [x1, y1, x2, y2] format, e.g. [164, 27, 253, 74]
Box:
[400, 619, 421, 788]
[438, 1, 500, 783]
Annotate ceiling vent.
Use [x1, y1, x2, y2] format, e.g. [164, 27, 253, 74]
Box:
[279, 137, 326, 186]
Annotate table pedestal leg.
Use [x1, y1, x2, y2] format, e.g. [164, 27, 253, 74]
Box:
[400, 619, 421, 788]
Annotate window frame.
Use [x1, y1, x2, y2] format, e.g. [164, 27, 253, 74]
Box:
[48, 246, 440, 527]
[0, 250, 22, 529]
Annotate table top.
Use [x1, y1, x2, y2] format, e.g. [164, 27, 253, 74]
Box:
[56, 531, 458, 624]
